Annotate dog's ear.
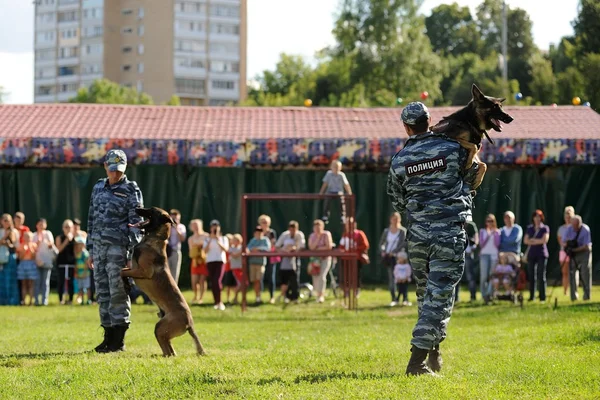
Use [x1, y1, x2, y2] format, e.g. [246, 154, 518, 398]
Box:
[498, 98, 506, 103]
[472, 84, 485, 102]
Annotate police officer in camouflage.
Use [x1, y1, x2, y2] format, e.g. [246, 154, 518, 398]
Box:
[87, 149, 144, 353]
[387, 102, 480, 376]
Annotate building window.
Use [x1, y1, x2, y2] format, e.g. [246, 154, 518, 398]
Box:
[138, 44, 144, 55]
[209, 99, 229, 106]
[176, 20, 204, 33]
[138, 25, 144, 36]
[36, 30, 55, 43]
[210, 5, 240, 18]
[59, 83, 78, 93]
[83, 7, 103, 19]
[175, 39, 206, 53]
[35, 48, 55, 61]
[36, 12, 56, 24]
[122, 9, 133, 16]
[60, 28, 78, 39]
[123, 65, 131, 71]
[58, 46, 78, 58]
[58, 66, 76, 76]
[82, 64, 102, 75]
[36, 67, 55, 79]
[138, 7, 144, 18]
[210, 61, 239, 73]
[175, 1, 206, 14]
[122, 46, 132, 53]
[136, 81, 143, 92]
[122, 27, 133, 34]
[58, 11, 78, 22]
[210, 23, 240, 35]
[85, 43, 103, 55]
[83, 26, 103, 38]
[36, 85, 54, 95]
[176, 57, 205, 69]
[175, 78, 205, 95]
[137, 63, 144, 73]
[210, 42, 238, 54]
[212, 80, 235, 90]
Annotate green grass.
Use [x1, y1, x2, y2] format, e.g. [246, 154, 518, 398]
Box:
[0, 286, 599, 399]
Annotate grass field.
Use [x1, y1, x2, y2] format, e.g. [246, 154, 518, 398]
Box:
[0, 286, 598, 400]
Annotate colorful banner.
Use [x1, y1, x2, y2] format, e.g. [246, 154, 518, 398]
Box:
[1, 137, 599, 167]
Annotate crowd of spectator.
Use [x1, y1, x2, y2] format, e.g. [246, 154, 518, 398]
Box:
[0, 204, 592, 309]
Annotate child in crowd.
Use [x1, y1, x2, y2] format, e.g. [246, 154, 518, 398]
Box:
[491, 252, 516, 296]
[223, 234, 237, 304]
[16, 232, 38, 306]
[319, 160, 352, 224]
[228, 234, 244, 304]
[246, 226, 271, 304]
[393, 251, 412, 306]
[74, 236, 92, 305]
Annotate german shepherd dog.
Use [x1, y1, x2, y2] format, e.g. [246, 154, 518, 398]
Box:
[431, 84, 514, 190]
[121, 207, 205, 357]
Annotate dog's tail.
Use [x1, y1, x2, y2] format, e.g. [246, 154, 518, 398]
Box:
[188, 327, 205, 356]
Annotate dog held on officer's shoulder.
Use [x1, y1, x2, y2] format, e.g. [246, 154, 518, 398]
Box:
[431, 84, 514, 190]
[121, 207, 205, 357]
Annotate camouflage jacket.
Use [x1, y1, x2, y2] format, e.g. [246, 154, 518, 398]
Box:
[86, 176, 144, 255]
[387, 131, 479, 225]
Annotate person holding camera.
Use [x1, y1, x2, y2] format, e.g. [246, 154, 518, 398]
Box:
[562, 215, 592, 301]
[204, 220, 229, 310]
[378, 212, 407, 306]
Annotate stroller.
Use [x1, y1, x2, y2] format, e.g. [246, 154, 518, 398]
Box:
[491, 252, 525, 307]
[298, 257, 340, 302]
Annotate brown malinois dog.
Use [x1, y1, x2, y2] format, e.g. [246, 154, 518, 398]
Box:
[431, 84, 514, 190]
[121, 206, 205, 357]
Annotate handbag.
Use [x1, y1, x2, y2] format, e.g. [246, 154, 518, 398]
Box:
[308, 257, 321, 276]
[0, 246, 9, 264]
[359, 252, 370, 265]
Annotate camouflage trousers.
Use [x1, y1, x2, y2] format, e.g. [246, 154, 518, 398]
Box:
[407, 222, 466, 350]
[93, 244, 131, 327]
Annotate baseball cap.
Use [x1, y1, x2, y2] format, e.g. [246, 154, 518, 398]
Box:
[210, 219, 220, 226]
[74, 236, 86, 244]
[401, 102, 430, 125]
[254, 225, 263, 232]
[105, 149, 127, 172]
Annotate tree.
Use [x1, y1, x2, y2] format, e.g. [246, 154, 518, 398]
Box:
[581, 53, 600, 109]
[476, 0, 536, 96]
[425, 3, 481, 56]
[331, 0, 444, 104]
[549, 37, 577, 74]
[573, 0, 600, 56]
[165, 95, 181, 106]
[528, 53, 558, 105]
[440, 52, 502, 105]
[556, 66, 585, 105]
[70, 79, 154, 104]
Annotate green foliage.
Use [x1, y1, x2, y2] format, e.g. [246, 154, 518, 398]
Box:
[0, 289, 599, 398]
[165, 95, 181, 106]
[425, 3, 481, 56]
[70, 79, 154, 105]
[245, 0, 599, 108]
[573, 0, 600, 56]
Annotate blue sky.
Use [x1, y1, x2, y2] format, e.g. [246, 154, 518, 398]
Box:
[0, 0, 579, 104]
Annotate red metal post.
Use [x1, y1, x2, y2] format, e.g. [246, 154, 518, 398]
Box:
[241, 195, 248, 313]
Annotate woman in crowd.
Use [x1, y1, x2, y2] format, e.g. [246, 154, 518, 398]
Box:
[308, 219, 333, 303]
[258, 215, 278, 304]
[479, 213, 500, 303]
[339, 218, 370, 299]
[56, 219, 76, 305]
[0, 214, 20, 305]
[275, 221, 305, 303]
[557, 206, 575, 296]
[378, 212, 407, 306]
[16, 232, 38, 306]
[204, 220, 229, 311]
[32, 218, 56, 306]
[188, 219, 208, 305]
[524, 209, 550, 302]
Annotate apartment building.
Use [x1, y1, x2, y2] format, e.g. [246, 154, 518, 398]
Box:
[34, 0, 247, 105]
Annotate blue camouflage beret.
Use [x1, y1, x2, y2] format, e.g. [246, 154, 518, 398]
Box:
[401, 102, 430, 125]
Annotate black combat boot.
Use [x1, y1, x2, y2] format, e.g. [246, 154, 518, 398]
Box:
[105, 324, 129, 352]
[427, 345, 443, 373]
[94, 326, 113, 353]
[405, 346, 435, 376]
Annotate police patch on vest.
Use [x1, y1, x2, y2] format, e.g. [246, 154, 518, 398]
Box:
[113, 191, 128, 198]
[405, 157, 447, 176]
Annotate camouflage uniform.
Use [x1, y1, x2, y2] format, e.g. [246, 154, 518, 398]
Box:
[387, 103, 479, 351]
[87, 150, 143, 328]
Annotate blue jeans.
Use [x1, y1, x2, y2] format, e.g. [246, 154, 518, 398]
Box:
[387, 267, 396, 301]
[35, 266, 52, 305]
[479, 254, 497, 300]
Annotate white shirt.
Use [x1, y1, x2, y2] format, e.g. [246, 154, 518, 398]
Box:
[394, 263, 412, 282]
[480, 230, 498, 256]
[204, 236, 229, 263]
[502, 226, 514, 238]
[32, 230, 56, 265]
[386, 230, 400, 254]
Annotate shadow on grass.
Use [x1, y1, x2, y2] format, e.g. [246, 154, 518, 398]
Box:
[292, 371, 405, 384]
[0, 350, 90, 361]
